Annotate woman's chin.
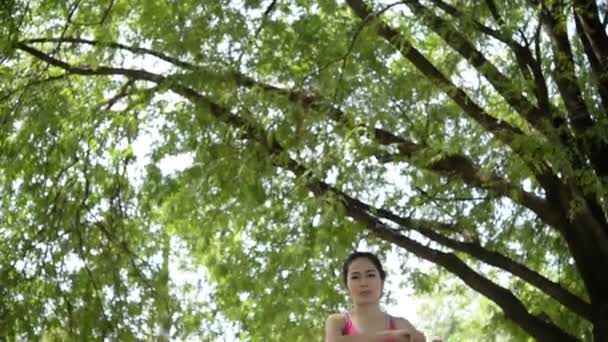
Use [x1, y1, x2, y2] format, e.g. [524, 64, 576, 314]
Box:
[354, 297, 379, 305]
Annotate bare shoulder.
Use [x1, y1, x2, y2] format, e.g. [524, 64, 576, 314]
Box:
[325, 312, 347, 341]
[325, 313, 346, 327]
[392, 316, 417, 330]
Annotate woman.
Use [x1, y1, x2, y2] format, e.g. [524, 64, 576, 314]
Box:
[325, 251, 426, 342]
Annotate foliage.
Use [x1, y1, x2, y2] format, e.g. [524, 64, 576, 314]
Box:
[2, 0, 608, 340]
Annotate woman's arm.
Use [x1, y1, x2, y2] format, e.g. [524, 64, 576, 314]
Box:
[325, 314, 413, 342]
[394, 317, 426, 342]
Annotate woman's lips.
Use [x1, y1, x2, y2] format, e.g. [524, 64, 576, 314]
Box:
[360, 290, 372, 295]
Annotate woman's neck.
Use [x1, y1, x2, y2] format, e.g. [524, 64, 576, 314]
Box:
[351, 303, 383, 319]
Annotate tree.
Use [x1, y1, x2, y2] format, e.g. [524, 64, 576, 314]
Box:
[2, 0, 608, 340]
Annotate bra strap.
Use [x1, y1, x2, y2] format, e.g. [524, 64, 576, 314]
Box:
[342, 312, 352, 334]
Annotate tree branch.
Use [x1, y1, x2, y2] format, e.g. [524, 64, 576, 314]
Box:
[254, 0, 278, 37]
[232, 70, 565, 232]
[484, 0, 505, 27]
[344, 0, 523, 140]
[342, 0, 569, 201]
[12, 38, 558, 210]
[573, 9, 608, 117]
[403, 0, 550, 135]
[73, 151, 111, 327]
[571, 0, 608, 78]
[412, 188, 491, 203]
[69, 0, 115, 26]
[209, 66, 564, 230]
[262, 85, 567, 234]
[16, 40, 572, 239]
[408, 1, 607, 246]
[16, 42, 165, 83]
[536, 2, 608, 177]
[0, 73, 69, 102]
[374, 145, 561, 227]
[21, 37, 194, 69]
[313, 183, 591, 320]
[371, 204, 592, 320]
[539, 3, 592, 125]
[305, 180, 579, 342]
[531, 13, 550, 111]
[426, 0, 551, 116]
[402, 0, 608, 191]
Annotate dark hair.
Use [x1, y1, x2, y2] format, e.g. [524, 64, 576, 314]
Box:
[342, 251, 386, 287]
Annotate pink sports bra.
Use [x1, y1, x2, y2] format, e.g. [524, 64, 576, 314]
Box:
[342, 312, 397, 335]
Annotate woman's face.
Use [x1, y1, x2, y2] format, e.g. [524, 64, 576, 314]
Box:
[346, 257, 383, 305]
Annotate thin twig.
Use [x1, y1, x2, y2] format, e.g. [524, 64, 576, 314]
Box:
[331, 1, 405, 105]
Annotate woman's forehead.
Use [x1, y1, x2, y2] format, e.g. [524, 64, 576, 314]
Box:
[348, 257, 377, 272]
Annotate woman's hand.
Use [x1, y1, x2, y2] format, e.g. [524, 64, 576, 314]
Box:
[378, 329, 427, 342]
[377, 329, 412, 342]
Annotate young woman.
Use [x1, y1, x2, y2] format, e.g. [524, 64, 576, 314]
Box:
[325, 252, 426, 342]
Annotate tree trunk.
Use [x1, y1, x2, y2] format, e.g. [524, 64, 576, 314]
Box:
[157, 232, 171, 341]
[594, 301, 608, 341]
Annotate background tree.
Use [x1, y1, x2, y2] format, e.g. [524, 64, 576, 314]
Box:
[2, 0, 608, 340]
